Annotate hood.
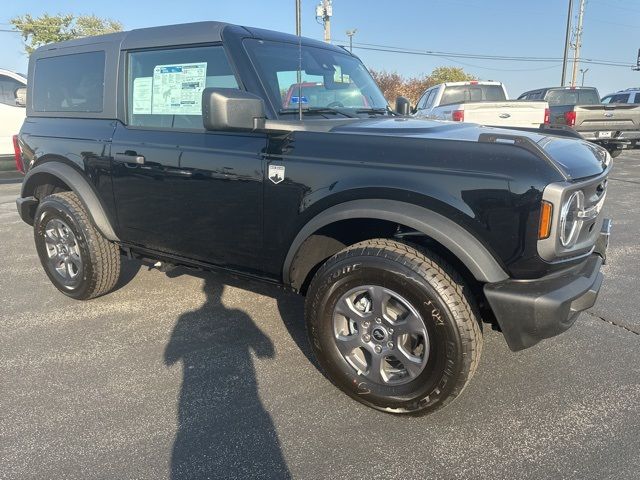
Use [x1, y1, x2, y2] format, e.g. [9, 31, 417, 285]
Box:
[331, 117, 608, 181]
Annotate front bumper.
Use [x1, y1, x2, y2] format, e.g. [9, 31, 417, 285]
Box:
[483, 220, 610, 351]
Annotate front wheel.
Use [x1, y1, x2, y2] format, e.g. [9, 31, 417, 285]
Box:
[305, 239, 482, 414]
[34, 191, 121, 300]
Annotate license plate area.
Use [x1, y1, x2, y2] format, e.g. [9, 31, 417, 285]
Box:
[598, 131, 613, 138]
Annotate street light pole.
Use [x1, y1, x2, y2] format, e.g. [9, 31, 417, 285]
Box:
[295, 0, 301, 36]
[346, 29, 357, 53]
[580, 68, 589, 86]
[561, 0, 574, 86]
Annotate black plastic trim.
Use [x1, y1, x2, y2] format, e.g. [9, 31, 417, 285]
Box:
[484, 254, 604, 351]
[19, 162, 119, 241]
[283, 199, 509, 288]
[16, 196, 37, 226]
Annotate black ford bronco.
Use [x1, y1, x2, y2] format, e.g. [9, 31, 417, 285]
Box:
[15, 22, 611, 414]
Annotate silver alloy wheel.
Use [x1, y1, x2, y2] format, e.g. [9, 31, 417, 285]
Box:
[43, 218, 83, 289]
[332, 285, 430, 386]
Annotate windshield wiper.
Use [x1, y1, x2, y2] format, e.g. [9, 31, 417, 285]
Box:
[355, 107, 396, 116]
[278, 107, 357, 118]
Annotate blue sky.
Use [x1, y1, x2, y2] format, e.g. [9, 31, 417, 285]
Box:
[1, 0, 639, 97]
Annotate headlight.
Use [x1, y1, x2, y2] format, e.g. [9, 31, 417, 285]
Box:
[559, 191, 584, 247]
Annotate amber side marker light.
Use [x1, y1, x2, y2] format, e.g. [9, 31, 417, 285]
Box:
[538, 201, 553, 239]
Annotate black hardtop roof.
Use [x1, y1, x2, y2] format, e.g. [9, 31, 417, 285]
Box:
[32, 20, 348, 55]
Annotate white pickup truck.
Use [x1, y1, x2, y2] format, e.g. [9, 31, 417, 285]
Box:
[0, 69, 27, 170]
[413, 81, 549, 128]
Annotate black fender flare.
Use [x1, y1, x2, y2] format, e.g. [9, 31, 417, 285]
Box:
[20, 162, 119, 242]
[283, 199, 509, 287]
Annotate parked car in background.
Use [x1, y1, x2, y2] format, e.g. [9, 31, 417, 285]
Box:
[518, 86, 640, 157]
[0, 69, 27, 170]
[601, 88, 640, 104]
[413, 81, 549, 128]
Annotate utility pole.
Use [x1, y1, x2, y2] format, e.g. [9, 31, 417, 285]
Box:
[570, 0, 586, 87]
[561, 0, 574, 86]
[316, 0, 333, 43]
[346, 29, 357, 52]
[580, 68, 589, 86]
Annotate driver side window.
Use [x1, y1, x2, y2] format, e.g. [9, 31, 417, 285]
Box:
[127, 45, 239, 130]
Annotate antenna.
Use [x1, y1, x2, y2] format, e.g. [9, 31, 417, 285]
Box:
[295, 0, 303, 120]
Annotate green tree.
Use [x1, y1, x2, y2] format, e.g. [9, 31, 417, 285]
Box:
[428, 66, 477, 85]
[10, 13, 123, 54]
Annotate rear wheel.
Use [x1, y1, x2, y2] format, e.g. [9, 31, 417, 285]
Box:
[305, 239, 482, 414]
[34, 191, 121, 300]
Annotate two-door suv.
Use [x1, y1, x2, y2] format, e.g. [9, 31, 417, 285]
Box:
[15, 22, 611, 414]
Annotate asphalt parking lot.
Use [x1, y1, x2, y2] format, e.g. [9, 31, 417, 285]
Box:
[1, 152, 639, 480]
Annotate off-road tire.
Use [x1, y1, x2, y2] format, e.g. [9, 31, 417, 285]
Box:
[34, 191, 121, 300]
[305, 238, 482, 414]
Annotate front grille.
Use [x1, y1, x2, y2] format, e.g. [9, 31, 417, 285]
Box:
[538, 167, 610, 262]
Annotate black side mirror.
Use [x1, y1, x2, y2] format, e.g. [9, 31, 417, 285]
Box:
[395, 96, 411, 116]
[14, 87, 27, 107]
[202, 88, 266, 132]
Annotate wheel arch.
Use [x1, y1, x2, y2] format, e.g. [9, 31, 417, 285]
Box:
[21, 161, 119, 242]
[283, 199, 509, 291]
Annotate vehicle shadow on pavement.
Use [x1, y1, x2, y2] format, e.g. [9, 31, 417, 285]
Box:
[163, 273, 293, 479]
[113, 257, 142, 293]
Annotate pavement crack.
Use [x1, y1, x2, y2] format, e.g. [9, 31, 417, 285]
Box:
[608, 177, 640, 186]
[586, 311, 640, 336]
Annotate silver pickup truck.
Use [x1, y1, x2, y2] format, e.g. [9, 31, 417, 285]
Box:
[518, 86, 640, 157]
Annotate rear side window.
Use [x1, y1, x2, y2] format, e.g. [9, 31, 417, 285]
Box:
[439, 84, 506, 106]
[127, 45, 239, 129]
[33, 51, 105, 112]
[545, 89, 600, 106]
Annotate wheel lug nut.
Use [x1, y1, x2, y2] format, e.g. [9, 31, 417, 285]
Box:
[388, 328, 394, 334]
[374, 345, 382, 353]
[362, 321, 370, 328]
[375, 317, 382, 324]
[387, 341, 394, 349]
[362, 334, 371, 342]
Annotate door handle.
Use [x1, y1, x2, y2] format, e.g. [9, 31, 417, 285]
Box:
[114, 152, 145, 164]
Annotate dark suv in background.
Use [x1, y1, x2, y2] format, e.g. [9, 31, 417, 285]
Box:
[15, 22, 611, 414]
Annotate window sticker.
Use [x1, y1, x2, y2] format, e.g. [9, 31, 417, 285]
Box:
[151, 62, 207, 115]
[132, 77, 152, 114]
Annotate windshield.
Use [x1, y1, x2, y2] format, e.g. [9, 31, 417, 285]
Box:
[440, 84, 506, 106]
[244, 39, 388, 114]
[545, 89, 600, 106]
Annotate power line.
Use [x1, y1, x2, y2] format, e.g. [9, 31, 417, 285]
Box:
[333, 40, 634, 68]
